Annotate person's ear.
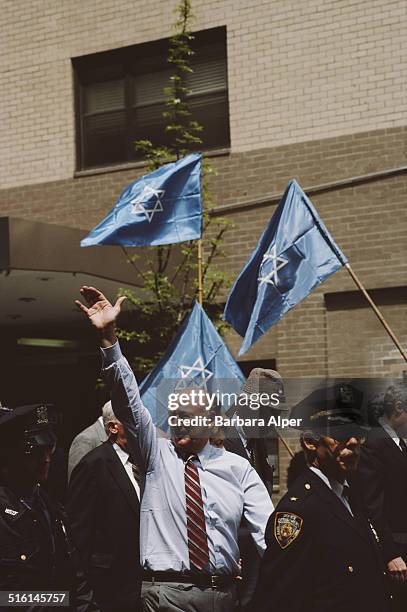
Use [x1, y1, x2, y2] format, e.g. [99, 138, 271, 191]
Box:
[108, 422, 118, 435]
[301, 432, 320, 453]
[393, 400, 404, 418]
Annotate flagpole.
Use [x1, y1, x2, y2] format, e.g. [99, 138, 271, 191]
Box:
[275, 429, 295, 458]
[345, 263, 407, 363]
[197, 238, 203, 305]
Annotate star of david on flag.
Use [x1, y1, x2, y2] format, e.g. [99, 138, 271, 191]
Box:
[130, 186, 164, 222]
[178, 357, 214, 388]
[139, 301, 245, 430]
[258, 245, 289, 286]
[81, 153, 202, 247]
[223, 179, 348, 355]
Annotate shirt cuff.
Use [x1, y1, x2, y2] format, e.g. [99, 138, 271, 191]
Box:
[100, 341, 122, 367]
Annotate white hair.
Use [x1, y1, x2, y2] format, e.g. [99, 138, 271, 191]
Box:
[102, 400, 120, 435]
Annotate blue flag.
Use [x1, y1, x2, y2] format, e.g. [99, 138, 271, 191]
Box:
[224, 179, 348, 355]
[139, 301, 245, 430]
[81, 153, 202, 247]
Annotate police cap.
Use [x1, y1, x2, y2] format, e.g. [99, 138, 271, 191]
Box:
[0, 404, 56, 454]
[291, 382, 368, 440]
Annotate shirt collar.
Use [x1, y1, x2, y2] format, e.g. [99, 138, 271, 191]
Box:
[196, 441, 213, 469]
[171, 440, 214, 468]
[378, 417, 400, 446]
[112, 442, 130, 466]
[309, 466, 348, 497]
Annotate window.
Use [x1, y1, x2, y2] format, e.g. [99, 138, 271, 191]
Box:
[266, 438, 280, 488]
[238, 360, 277, 377]
[72, 27, 229, 170]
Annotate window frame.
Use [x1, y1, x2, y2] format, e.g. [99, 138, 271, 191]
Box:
[72, 26, 229, 171]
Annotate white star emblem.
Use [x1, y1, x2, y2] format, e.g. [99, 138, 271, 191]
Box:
[177, 357, 213, 388]
[130, 185, 165, 223]
[258, 244, 289, 286]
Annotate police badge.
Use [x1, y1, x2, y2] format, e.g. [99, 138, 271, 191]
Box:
[36, 405, 48, 425]
[274, 512, 303, 549]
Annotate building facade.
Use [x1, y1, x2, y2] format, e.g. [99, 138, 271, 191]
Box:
[1, 0, 406, 495]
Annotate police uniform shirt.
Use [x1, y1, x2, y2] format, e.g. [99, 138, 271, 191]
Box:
[252, 468, 390, 612]
[309, 466, 353, 516]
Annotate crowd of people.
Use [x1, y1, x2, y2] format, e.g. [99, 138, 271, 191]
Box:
[0, 285, 406, 612]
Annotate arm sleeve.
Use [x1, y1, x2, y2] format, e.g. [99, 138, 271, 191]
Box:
[74, 575, 101, 612]
[101, 341, 158, 472]
[242, 463, 274, 556]
[357, 445, 401, 563]
[252, 510, 314, 612]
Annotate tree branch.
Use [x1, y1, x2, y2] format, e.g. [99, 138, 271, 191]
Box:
[120, 246, 147, 285]
[202, 226, 227, 282]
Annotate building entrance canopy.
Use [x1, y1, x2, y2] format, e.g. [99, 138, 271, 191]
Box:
[0, 216, 169, 327]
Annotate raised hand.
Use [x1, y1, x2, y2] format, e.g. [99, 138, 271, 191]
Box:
[75, 286, 126, 346]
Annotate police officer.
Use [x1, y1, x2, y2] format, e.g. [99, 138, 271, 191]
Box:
[0, 404, 99, 612]
[252, 383, 391, 612]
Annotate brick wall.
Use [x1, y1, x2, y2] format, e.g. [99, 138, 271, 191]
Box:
[1, 0, 406, 497]
[0, 0, 406, 188]
[0, 125, 405, 238]
[217, 162, 407, 384]
[0, 128, 405, 384]
[327, 304, 407, 377]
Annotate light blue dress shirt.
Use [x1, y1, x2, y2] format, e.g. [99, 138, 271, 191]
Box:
[101, 342, 274, 575]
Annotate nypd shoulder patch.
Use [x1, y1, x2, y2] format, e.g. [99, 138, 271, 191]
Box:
[274, 512, 303, 549]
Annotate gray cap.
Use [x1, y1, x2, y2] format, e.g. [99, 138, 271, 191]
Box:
[240, 367, 287, 410]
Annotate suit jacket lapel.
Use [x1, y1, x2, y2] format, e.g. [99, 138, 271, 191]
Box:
[103, 442, 140, 516]
[380, 427, 407, 467]
[308, 470, 372, 545]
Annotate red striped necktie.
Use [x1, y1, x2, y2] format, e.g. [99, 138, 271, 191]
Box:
[184, 455, 210, 571]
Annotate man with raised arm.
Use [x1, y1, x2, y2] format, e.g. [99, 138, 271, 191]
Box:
[76, 286, 273, 612]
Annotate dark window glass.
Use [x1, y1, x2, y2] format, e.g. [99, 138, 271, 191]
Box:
[267, 438, 280, 487]
[73, 27, 229, 170]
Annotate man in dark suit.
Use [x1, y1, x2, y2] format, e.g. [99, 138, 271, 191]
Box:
[252, 383, 391, 612]
[67, 404, 141, 612]
[68, 402, 109, 481]
[357, 382, 407, 610]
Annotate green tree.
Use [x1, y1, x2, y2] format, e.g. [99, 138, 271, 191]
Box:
[117, 0, 231, 378]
